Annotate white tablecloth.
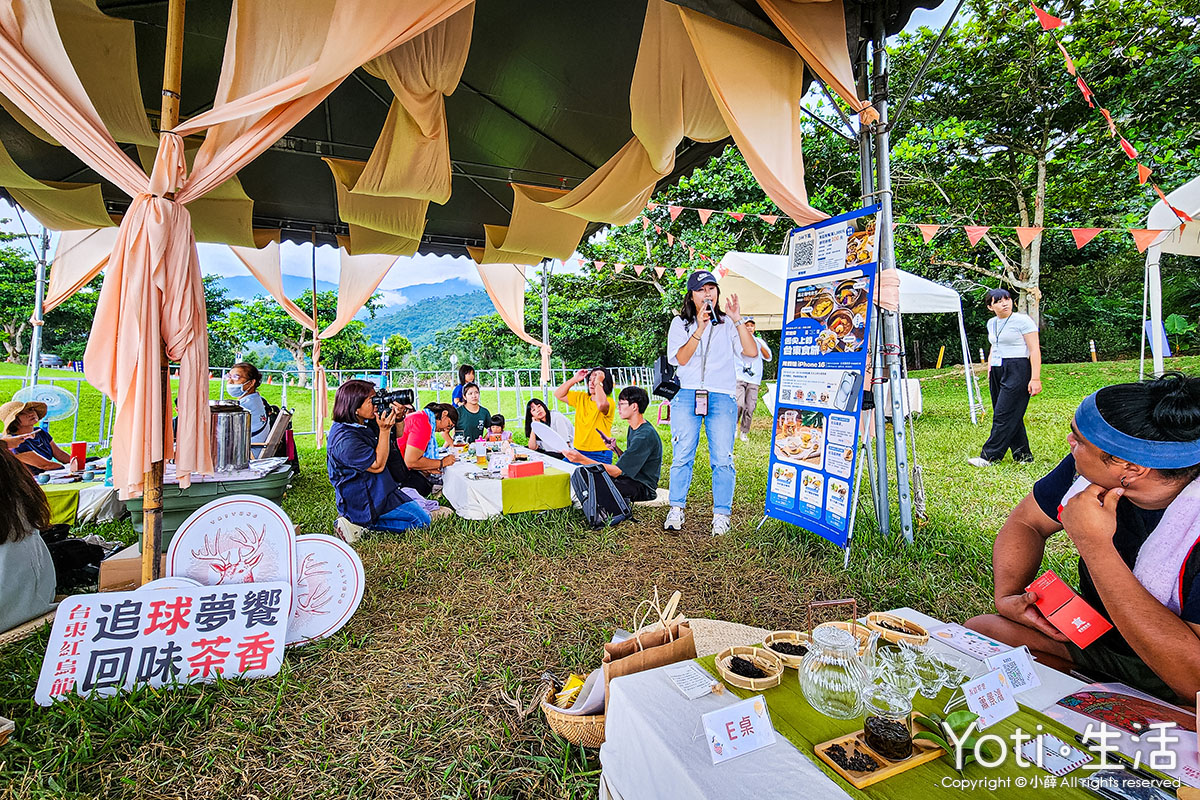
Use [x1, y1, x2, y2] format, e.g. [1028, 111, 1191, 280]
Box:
[598, 608, 1087, 800]
[441, 446, 577, 520]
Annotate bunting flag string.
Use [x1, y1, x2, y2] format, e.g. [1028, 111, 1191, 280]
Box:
[1030, 3, 1192, 228]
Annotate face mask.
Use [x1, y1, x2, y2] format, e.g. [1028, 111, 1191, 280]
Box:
[227, 382, 246, 398]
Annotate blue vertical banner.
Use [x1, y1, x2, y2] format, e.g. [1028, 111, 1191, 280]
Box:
[765, 205, 880, 549]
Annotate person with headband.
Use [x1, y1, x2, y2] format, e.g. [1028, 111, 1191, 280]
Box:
[966, 373, 1200, 702]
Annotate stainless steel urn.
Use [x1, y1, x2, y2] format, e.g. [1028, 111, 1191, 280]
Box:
[210, 403, 251, 472]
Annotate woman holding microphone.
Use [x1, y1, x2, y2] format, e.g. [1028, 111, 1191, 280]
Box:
[664, 270, 759, 536]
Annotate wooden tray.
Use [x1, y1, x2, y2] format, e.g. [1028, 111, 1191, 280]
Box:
[715, 645, 783, 691]
[865, 612, 930, 647]
[814, 716, 944, 789]
[762, 631, 811, 668]
[0, 716, 13, 746]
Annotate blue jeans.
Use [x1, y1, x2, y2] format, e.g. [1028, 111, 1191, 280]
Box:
[668, 389, 737, 516]
[578, 449, 613, 464]
[370, 500, 431, 533]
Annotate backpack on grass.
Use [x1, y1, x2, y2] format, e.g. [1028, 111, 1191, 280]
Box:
[570, 464, 633, 528]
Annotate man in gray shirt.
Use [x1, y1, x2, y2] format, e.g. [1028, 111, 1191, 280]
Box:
[563, 386, 662, 502]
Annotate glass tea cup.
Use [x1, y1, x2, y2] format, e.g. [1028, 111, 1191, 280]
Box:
[930, 652, 976, 691]
[911, 651, 947, 699]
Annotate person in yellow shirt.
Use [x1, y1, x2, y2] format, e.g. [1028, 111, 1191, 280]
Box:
[554, 368, 615, 463]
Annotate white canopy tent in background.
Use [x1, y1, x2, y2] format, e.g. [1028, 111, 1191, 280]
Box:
[716, 251, 981, 423]
[1143, 176, 1200, 378]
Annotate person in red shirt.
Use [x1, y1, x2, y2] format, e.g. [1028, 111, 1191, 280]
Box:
[392, 402, 458, 496]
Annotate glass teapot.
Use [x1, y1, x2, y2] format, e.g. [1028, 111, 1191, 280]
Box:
[798, 625, 870, 719]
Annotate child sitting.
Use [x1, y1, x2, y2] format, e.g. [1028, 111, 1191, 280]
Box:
[487, 414, 509, 441]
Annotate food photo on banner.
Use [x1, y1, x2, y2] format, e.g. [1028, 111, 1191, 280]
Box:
[765, 206, 880, 550]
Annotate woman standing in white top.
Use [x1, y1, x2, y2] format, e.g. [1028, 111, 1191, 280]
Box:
[969, 288, 1042, 467]
[663, 270, 759, 536]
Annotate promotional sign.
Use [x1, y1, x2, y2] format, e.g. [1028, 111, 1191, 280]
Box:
[702, 695, 776, 765]
[166, 495, 297, 596]
[962, 668, 1019, 730]
[36, 582, 291, 705]
[286, 535, 366, 646]
[984, 646, 1041, 694]
[766, 206, 879, 548]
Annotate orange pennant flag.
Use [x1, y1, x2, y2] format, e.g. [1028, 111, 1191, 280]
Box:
[1015, 227, 1043, 248]
[697, 209, 714, 225]
[675, 267, 686, 278]
[654, 225, 662, 234]
[1071, 228, 1103, 249]
[1153, 184, 1169, 204]
[1138, 163, 1153, 184]
[641, 216, 650, 230]
[1171, 205, 1194, 223]
[916, 224, 941, 243]
[729, 212, 745, 222]
[668, 205, 683, 222]
[1129, 229, 1165, 253]
[1030, 3, 1063, 30]
[634, 264, 645, 276]
[666, 233, 675, 247]
[1119, 138, 1138, 159]
[688, 245, 695, 258]
[964, 226, 991, 246]
[1055, 40, 1075, 75]
[760, 215, 779, 225]
[614, 263, 626, 273]
[1099, 108, 1117, 137]
[1076, 77, 1093, 108]
[594, 261, 605, 270]
[655, 266, 666, 278]
[646, 202, 659, 210]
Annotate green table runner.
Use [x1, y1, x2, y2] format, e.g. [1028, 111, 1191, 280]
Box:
[697, 655, 1097, 799]
[42, 481, 102, 526]
[500, 467, 571, 514]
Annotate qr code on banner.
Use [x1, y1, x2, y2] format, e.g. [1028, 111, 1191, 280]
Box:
[1000, 658, 1027, 689]
[790, 232, 815, 272]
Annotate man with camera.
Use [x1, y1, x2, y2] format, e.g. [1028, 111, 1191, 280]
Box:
[554, 367, 615, 463]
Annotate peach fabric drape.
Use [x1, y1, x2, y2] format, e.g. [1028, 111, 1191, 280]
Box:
[44, 226, 116, 311]
[0, 138, 114, 230]
[324, 157, 427, 254]
[356, 4, 473, 203]
[470, 254, 551, 382]
[0, 0, 154, 145]
[755, 0, 867, 115]
[480, 184, 588, 263]
[136, 146, 259, 247]
[0, 0, 469, 497]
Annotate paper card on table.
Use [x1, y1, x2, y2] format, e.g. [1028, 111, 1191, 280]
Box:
[929, 623, 1010, 659]
[984, 646, 1042, 694]
[963, 668, 1019, 729]
[530, 421, 570, 453]
[702, 695, 776, 764]
[664, 661, 717, 700]
[1046, 596, 1112, 649]
[1020, 734, 1092, 776]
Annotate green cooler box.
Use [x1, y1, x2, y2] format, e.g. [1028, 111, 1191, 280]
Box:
[128, 465, 293, 552]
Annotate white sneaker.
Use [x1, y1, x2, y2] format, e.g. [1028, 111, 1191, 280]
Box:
[664, 507, 685, 532]
[739, 433, 749, 442]
[712, 513, 732, 536]
[335, 516, 365, 544]
[967, 457, 992, 468]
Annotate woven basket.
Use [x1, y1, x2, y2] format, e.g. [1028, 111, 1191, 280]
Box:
[541, 684, 606, 748]
[715, 645, 783, 691]
[0, 716, 12, 747]
[762, 630, 811, 668]
[865, 612, 929, 646]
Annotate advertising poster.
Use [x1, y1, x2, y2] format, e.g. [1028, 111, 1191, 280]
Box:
[766, 206, 879, 548]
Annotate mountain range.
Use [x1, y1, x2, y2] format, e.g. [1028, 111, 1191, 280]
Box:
[214, 275, 481, 308]
[362, 290, 494, 348]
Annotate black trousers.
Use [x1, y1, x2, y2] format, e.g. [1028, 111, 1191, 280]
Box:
[981, 357, 1033, 462]
[611, 475, 655, 503]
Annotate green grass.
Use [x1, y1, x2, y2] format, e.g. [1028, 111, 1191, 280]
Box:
[1, 355, 1194, 799]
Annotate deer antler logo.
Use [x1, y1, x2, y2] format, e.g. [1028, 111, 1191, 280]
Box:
[296, 553, 333, 615]
[190, 525, 267, 584]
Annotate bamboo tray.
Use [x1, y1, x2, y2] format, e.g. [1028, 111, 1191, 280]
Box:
[715, 645, 783, 691]
[814, 716, 944, 789]
[762, 631, 811, 668]
[0, 716, 13, 746]
[865, 612, 929, 647]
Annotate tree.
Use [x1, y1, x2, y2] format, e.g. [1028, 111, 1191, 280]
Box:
[0, 243, 36, 363]
[384, 333, 412, 365]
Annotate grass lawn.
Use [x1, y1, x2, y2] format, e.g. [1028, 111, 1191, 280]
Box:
[1, 355, 1193, 799]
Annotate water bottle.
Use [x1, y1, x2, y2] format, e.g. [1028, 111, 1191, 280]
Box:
[104, 455, 113, 487]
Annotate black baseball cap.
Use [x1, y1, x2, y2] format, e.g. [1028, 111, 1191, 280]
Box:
[687, 270, 718, 292]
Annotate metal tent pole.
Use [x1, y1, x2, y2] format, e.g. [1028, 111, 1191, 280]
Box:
[142, 0, 186, 585]
[27, 226, 48, 387]
[873, 13, 915, 544]
[541, 259, 551, 402]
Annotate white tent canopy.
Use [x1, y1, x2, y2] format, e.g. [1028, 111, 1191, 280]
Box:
[1144, 176, 1200, 377]
[717, 251, 980, 422]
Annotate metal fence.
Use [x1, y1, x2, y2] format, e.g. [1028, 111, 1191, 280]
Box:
[2, 364, 655, 444]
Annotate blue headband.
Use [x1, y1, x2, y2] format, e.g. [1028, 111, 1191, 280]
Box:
[1074, 391, 1200, 469]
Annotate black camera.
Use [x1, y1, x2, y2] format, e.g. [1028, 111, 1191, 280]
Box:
[372, 387, 415, 413]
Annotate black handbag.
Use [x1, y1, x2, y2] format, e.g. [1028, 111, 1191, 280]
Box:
[652, 354, 681, 400]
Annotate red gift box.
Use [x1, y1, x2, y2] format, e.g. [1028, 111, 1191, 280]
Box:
[504, 460, 544, 479]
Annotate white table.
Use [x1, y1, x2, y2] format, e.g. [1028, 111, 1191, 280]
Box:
[598, 608, 1088, 800]
[440, 446, 577, 520]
